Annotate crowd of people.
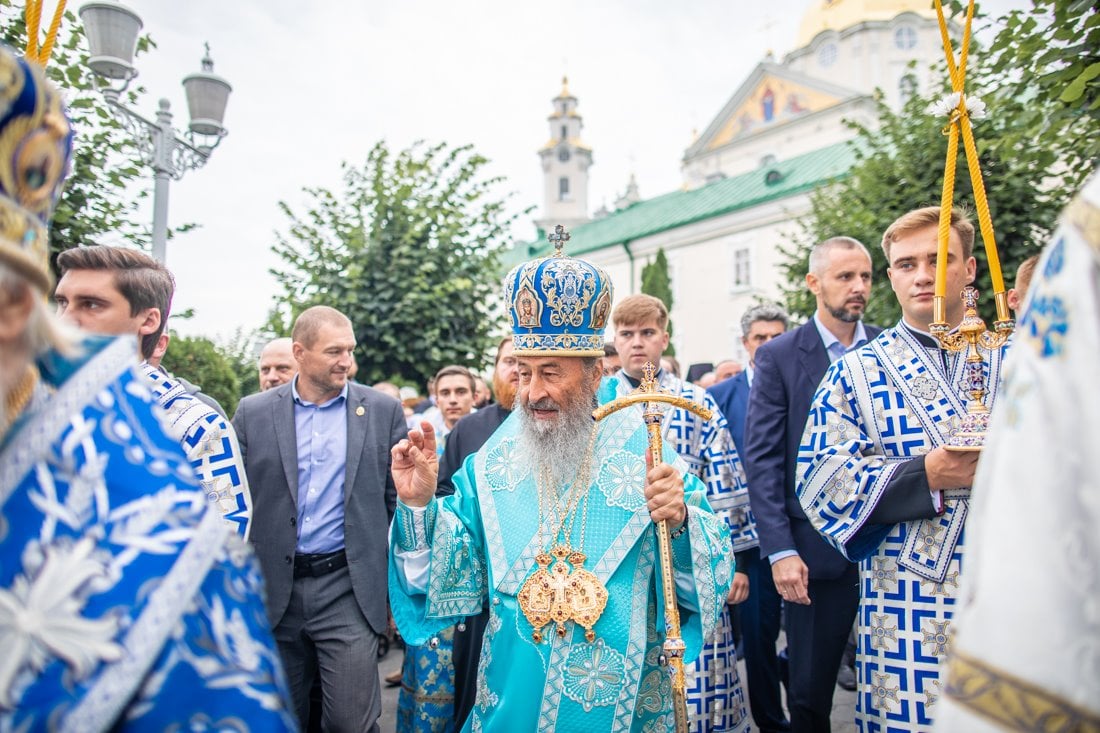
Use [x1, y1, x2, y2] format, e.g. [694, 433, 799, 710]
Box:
[3, 38, 1096, 733]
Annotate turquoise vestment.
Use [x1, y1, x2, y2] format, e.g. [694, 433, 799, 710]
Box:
[390, 407, 734, 732]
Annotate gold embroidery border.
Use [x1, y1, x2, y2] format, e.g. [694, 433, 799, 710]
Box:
[1066, 193, 1100, 255]
[945, 650, 1100, 733]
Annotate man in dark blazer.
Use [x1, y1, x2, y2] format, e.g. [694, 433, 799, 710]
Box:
[233, 306, 406, 733]
[709, 302, 791, 733]
[744, 237, 881, 733]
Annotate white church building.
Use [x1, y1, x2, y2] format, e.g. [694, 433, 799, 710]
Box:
[508, 0, 957, 365]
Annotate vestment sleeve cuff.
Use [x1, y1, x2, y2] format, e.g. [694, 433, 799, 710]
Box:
[394, 499, 438, 551]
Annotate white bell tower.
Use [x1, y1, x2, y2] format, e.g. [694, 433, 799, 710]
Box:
[536, 77, 592, 232]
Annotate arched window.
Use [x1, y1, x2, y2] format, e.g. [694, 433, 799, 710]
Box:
[559, 177, 570, 201]
[894, 26, 918, 51]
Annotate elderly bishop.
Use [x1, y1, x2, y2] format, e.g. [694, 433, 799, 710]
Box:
[389, 228, 734, 731]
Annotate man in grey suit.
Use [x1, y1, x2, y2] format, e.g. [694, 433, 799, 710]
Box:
[233, 305, 406, 732]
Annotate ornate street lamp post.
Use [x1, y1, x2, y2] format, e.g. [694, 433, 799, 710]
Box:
[80, 1, 232, 264]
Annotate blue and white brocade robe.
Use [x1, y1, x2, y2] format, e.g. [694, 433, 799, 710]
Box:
[0, 337, 296, 731]
[600, 372, 750, 733]
[389, 407, 735, 733]
[140, 362, 252, 539]
[796, 324, 1005, 733]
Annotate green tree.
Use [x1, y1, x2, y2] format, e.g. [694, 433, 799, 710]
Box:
[269, 141, 523, 387]
[215, 327, 264, 400]
[962, 0, 1099, 192]
[160, 335, 241, 416]
[1, 3, 156, 272]
[781, 1, 1093, 324]
[640, 248, 676, 355]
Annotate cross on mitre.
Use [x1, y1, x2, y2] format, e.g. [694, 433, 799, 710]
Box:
[548, 224, 570, 256]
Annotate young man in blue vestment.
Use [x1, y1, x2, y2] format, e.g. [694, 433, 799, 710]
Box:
[389, 242, 735, 732]
[797, 207, 1007, 732]
[0, 44, 295, 731]
[54, 245, 253, 539]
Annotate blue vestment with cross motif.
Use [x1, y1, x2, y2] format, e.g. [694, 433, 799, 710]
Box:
[139, 362, 252, 539]
[0, 337, 296, 731]
[796, 323, 1006, 732]
[389, 406, 734, 732]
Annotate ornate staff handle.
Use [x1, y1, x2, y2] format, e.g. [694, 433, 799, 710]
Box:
[591, 362, 713, 733]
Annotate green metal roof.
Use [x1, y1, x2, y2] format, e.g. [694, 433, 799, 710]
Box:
[510, 140, 858, 264]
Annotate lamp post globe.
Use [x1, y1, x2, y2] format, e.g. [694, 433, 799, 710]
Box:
[79, 2, 232, 264]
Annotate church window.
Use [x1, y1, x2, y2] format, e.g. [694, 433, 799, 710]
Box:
[899, 74, 918, 104]
[559, 176, 570, 201]
[559, 148, 571, 163]
[894, 26, 917, 51]
[561, 124, 568, 140]
[818, 43, 837, 68]
[732, 247, 752, 290]
[760, 153, 778, 168]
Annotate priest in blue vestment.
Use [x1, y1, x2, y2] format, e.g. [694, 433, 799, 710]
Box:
[0, 44, 295, 731]
[389, 234, 735, 732]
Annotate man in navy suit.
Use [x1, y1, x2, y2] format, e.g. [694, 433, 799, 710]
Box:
[744, 237, 881, 732]
[709, 303, 791, 733]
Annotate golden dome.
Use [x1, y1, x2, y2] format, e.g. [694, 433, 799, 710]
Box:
[796, 0, 937, 48]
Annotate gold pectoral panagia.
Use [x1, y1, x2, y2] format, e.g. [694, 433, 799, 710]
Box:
[518, 545, 608, 643]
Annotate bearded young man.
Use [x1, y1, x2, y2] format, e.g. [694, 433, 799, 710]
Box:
[389, 244, 734, 731]
[743, 235, 880, 733]
[0, 44, 294, 730]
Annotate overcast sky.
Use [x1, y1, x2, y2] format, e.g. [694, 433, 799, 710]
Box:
[96, 0, 1025, 343]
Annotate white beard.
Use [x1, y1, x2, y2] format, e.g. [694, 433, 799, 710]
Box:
[516, 383, 596, 490]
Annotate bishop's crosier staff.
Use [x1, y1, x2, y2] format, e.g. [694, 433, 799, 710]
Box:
[592, 362, 712, 733]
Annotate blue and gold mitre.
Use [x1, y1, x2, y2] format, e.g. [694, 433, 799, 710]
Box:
[0, 43, 73, 293]
[505, 224, 613, 357]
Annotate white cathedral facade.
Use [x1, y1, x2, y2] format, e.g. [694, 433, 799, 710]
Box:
[512, 0, 957, 365]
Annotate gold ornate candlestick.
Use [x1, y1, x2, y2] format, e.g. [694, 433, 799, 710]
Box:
[930, 287, 1012, 451]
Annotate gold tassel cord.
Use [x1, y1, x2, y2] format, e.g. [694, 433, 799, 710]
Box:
[929, 0, 1013, 453]
[24, 0, 42, 60]
[931, 0, 1009, 322]
[23, 0, 68, 68]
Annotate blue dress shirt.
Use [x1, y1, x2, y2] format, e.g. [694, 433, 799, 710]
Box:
[813, 311, 869, 364]
[292, 377, 349, 554]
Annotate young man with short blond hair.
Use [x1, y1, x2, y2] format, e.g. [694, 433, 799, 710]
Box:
[797, 206, 1006, 731]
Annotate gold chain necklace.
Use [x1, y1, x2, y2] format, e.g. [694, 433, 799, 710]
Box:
[1, 366, 39, 443]
[517, 427, 609, 644]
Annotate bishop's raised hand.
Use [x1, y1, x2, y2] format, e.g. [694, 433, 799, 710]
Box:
[391, 422, 439, 507]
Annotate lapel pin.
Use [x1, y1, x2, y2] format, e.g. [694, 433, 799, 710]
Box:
[356, 405, 365, 416]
